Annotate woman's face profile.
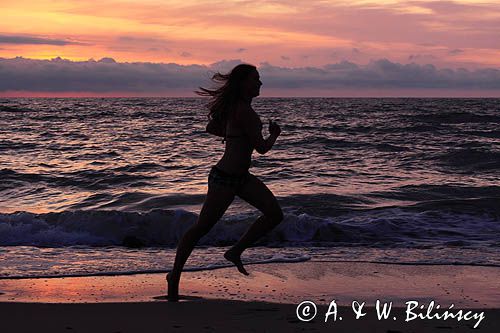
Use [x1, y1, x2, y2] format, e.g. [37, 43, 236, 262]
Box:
[241, 69, 262, 98]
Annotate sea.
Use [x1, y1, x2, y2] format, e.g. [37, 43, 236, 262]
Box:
[1, 97, 499, 279]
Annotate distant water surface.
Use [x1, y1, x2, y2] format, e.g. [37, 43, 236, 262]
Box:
[1, 98, 499, 278]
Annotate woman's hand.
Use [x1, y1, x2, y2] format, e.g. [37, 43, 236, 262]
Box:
[268, 119, 281, 137]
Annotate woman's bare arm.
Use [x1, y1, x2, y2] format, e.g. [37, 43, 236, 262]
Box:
[241, 106, 280, 154]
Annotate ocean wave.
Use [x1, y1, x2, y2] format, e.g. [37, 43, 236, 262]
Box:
[464, 130, 500, 139]
[0, 105, 34, 113]
[367, 185, 500, 204]
[1, 205, 498, 248]
[0, 168, 159, 191]
[436, 148, 500, 171]
[0, 140, 38, 151]
[409, 111, 500, 124]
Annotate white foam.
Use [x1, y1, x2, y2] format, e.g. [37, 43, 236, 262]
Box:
[0, 208, 498, 247]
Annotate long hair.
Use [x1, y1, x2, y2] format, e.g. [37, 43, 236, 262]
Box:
[195, 63, 257, 120]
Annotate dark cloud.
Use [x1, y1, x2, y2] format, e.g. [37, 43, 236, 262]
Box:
[448, 49, 464, 55]
[280, 56, 290, 61]
[258, 59, 500, 89]
[0, 57, 206, 93]
[236, 48, 247, 53]
[97, 57, 117, 64]
[0, 34, 84, 46]
[180, 51, 192, 57]
[0, 57, 499, 94]
[408, 54, 437, 61]
[323, 60, 358, 71]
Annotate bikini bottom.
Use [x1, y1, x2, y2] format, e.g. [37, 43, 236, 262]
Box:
[208, 166, 251, 192]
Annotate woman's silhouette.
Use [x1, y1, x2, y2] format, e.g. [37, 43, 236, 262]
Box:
[166, 64, 283, 301]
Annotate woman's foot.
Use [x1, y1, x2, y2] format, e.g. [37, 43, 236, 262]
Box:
[224, 248, 249, 275]
[166, 272, 179, 302]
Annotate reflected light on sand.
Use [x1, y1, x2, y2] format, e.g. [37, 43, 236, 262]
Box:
[1, 262, 499, 307]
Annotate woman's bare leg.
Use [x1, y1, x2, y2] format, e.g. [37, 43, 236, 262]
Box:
[167, 184, 235, 301]
[224, 174, 284, 275]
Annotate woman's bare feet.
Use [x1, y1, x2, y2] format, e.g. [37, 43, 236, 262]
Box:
[224, 248, 249, 275]
[166, 272, 179, 302]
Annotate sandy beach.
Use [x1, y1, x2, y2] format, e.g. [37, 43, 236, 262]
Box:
[1, 261, 499, 332]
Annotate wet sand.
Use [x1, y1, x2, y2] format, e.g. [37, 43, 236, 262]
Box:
[1, 261, 499, 332]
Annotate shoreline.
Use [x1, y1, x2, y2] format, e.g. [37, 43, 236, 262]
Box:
[1, 261, 498, 307]
[1, 261, 499, 332]
[2, 259, 500, 281]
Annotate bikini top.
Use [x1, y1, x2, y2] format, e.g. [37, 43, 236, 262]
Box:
[223, 131, 246, 143]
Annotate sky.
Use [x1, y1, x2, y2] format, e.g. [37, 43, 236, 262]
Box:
[1, 0, 500, 97]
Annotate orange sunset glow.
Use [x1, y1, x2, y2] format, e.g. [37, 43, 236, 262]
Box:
[1, 0, 500, 96]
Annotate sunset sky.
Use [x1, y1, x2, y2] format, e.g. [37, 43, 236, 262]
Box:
[1, 0, 500, 96]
